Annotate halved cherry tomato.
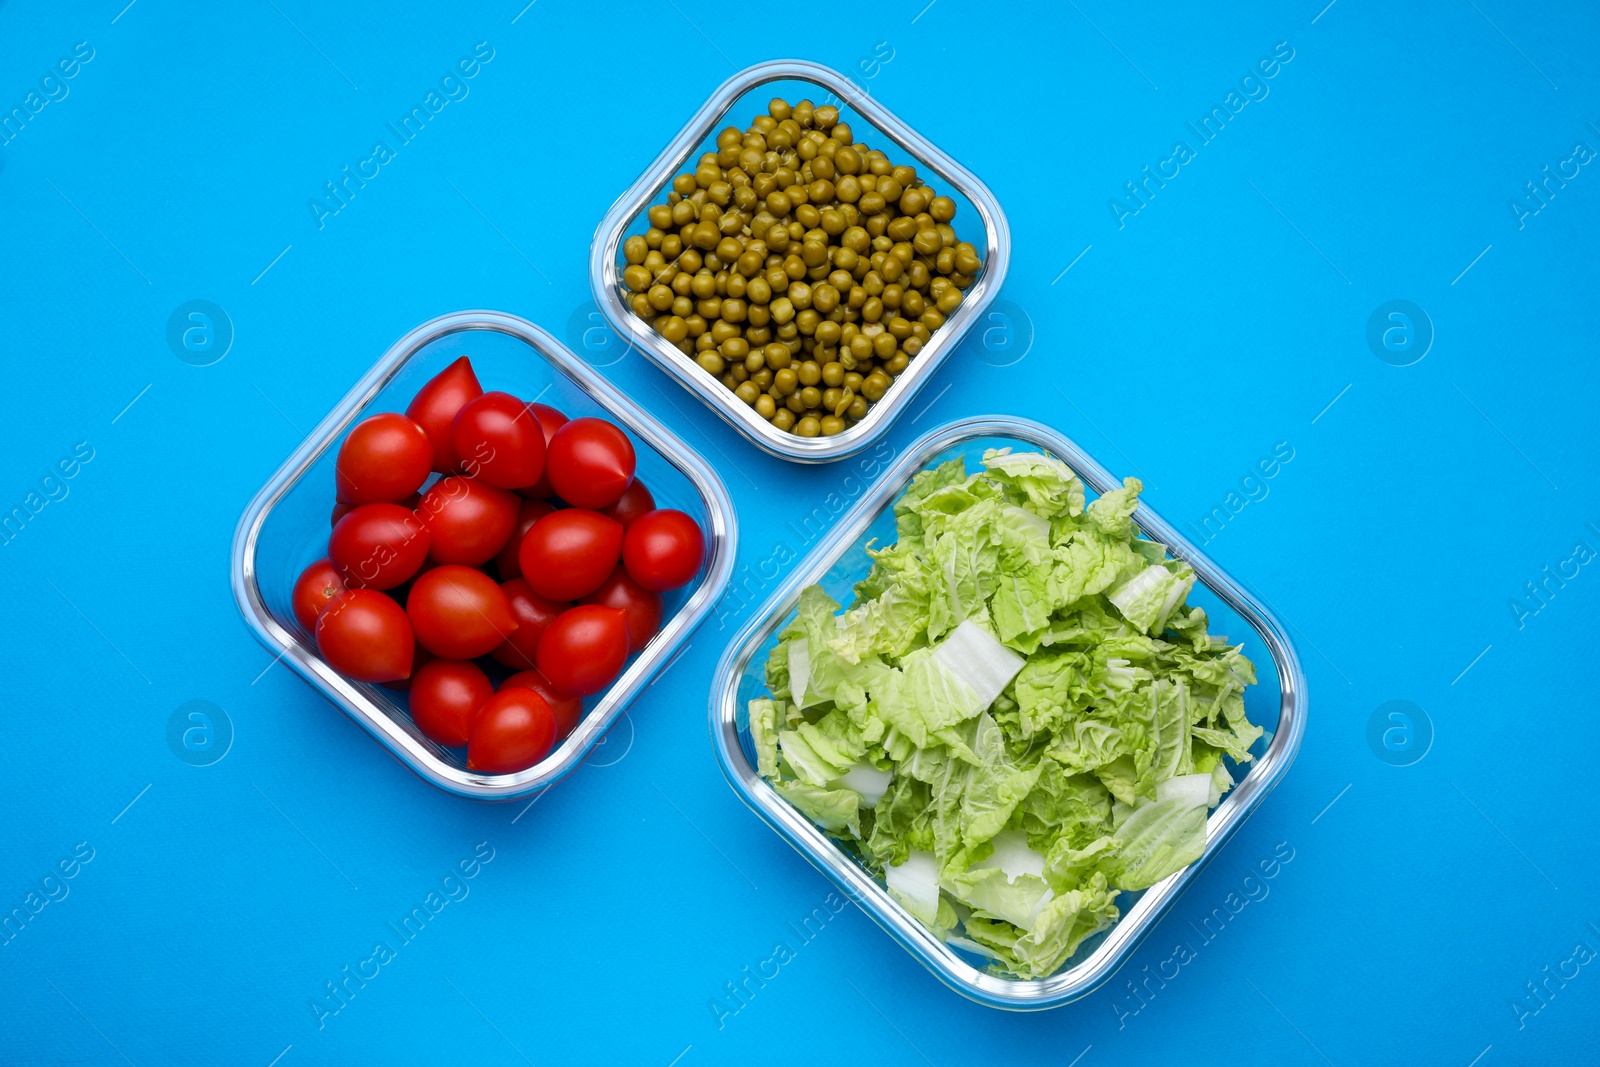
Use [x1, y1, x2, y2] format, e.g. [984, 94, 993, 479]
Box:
[517, 509, 622, 601]
[316, 589, 415, 682]
[580, 566, 663, 654]
[544, 418, 635, 508]
[451, 391, 547, 490]
[516, 403, 570, 499]
[621, 509, 705, 591]
[415, 475, 518, 566]
[405, 565, 517, 659]
[408, 658, 493, 747]
[490, 578, 568, 670]
[405, 356, 483, 473]
[599, 480, 655, 528]
[467, 688, 558, 773]
[493, 498, 556, 580]
[329, 504, 431, 590]
[292, 558, 347, 630]
[335, 413, 433, 505]
[536, 605, 629, 697]
[499, 669, 582, 736]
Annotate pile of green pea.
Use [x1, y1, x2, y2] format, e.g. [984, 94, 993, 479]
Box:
[620, 97, 983, 438]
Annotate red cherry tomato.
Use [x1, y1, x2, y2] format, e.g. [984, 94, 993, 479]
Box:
[415, 475, 519, 566]
[580, 566, 663, 654]
[490, 578, 568, 670]
[316, 589, 415, 682]
[499, 669, 583, 737]
[536, 605, 629, 697]
[408, 658, 493, 747]
[405, 356, 483, 473]
[599, 480, 656, 528]
[621, 509, 705, 591]
[451, 391, 548, 490]
[466, 688, 558, 773]
[292, 558, 348, 630]
[335, 413, 433, 505]
[544, 418, 636, 508]
[329, 503, 431, 590]
[493, 498, 556, 580]
[405, 565, 518, 659]
[517, 403, 570, 499]
[517, 510, 623, 601]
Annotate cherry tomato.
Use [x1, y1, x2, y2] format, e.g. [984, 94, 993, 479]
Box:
[316, 589, 415, 682]
[517, 509, 623, 601]
[599, 480, 656, 528]
[408, 658, 493, 747]
[536, 604, 629, 697]
[451, 391, 547, 490]
[580, 566, 663, 654]
[466, 688, 559, 773]
[516, 403, 570, 499]
[292, 558, 347, 630]
[621, 509, 705, 591]
[493, 498, 556, 580]
[405, 356, 483, 473]
[415, 475, 518, 566]
[329, 503, 431, 590]
[544, 418, 636, 508]
[405, 565, 518, 659]
[335, 413, 433, 505]
[490, 578, 568, 670]
[499, 669, 583, 736]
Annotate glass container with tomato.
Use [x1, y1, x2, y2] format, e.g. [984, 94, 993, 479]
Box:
[233, 311, 735, 800]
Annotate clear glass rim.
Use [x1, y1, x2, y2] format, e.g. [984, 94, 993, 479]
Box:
[589, 59, 1012, 464]
[230, 309, 738, 800]
[708, 414, 1308, 1009]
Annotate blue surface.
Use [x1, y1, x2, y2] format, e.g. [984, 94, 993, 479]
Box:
[2, 2, 1596, 1064]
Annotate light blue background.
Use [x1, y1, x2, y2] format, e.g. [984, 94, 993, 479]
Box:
[2, 2, 1596, 1064]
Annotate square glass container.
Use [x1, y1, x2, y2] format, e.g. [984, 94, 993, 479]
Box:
[709, 415, 1307, 1009]
[590, 59, 1011, 464]
[232, 310, 736, 801]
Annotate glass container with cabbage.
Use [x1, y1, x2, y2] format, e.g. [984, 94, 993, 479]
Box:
[748, 450, 1263, 979]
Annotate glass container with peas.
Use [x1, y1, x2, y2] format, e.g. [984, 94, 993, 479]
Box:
[592, 61, 1009, 462]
